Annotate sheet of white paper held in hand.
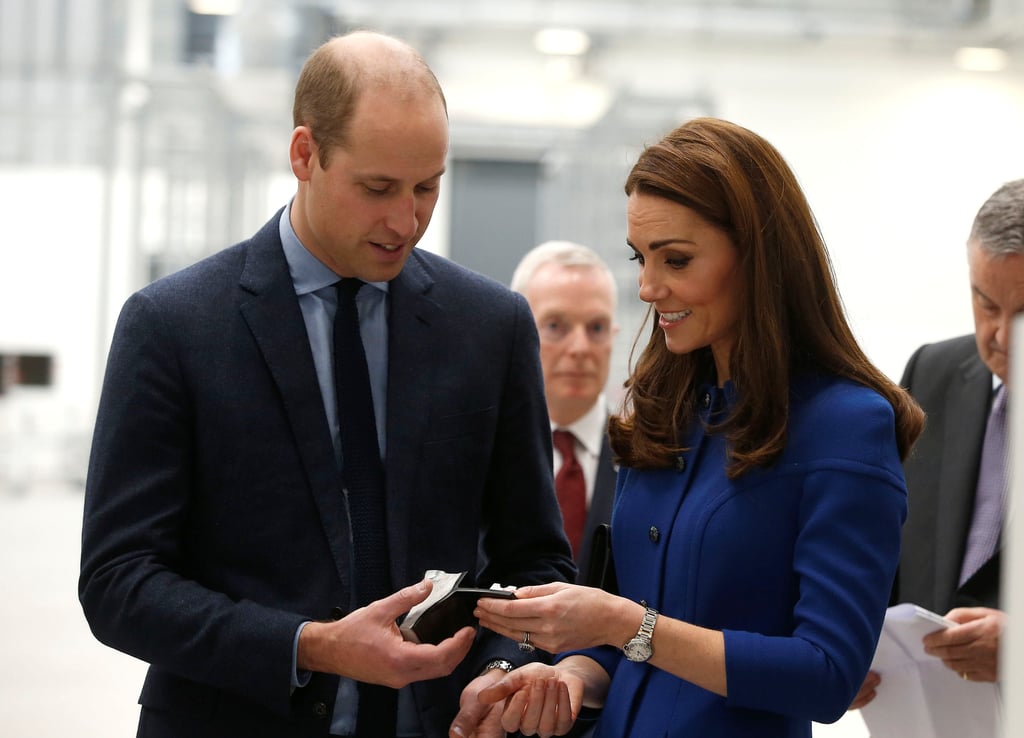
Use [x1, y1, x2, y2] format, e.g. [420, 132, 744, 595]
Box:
[860, 603, 1001, 738]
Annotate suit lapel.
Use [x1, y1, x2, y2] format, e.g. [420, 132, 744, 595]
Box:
[385, 252, 442, 585]
[237, 214, 352, 589]
[933, 352, 991, 606]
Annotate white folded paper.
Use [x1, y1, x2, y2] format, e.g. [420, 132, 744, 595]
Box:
[860, 603, 1001, 738]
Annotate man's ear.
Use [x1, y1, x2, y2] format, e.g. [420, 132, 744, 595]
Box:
[289, 126, 316, 181]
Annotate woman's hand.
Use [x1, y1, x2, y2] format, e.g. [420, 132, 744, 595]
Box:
[474, 582, 637, 653]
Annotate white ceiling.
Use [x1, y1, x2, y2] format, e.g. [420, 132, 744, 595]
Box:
[217, 0, 1023, 118]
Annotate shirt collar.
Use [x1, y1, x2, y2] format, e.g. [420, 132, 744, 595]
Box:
[279, 199, 389, 297]
[553, 394, 607, 458]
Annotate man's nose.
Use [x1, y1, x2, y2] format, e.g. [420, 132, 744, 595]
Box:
[565, 323, 591, 351]
[384, 194, 417, 241]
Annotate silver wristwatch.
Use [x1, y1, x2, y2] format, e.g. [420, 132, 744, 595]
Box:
[482, 658, 515, 674]
[622, 605, 658, 663]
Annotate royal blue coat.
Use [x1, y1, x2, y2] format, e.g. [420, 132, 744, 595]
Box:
[577, 374, 907, 737]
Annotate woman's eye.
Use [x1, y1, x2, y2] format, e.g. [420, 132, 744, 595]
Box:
[666, 256, 691, 269]
[628, 252, 644, 265]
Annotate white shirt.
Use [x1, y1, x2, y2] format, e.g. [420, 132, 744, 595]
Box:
[551, 394, 607, 508]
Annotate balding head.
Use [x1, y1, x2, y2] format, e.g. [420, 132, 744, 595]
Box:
[293, 31, 447, 168]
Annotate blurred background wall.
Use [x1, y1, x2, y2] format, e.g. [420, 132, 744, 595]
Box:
[2, 0, 1023, 495]
[0, 1, 1022, 735]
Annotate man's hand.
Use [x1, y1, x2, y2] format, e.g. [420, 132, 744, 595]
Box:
[923, 607, 1006, 682]
[449, 668, 509, 738]
[298, 579, 475, 687]
[474, 663, 579, 738]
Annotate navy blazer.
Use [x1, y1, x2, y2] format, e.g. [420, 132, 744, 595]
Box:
[79, 211, 575, 738]
[568, 374, 908, 737]
[895, 334, 1001, 612]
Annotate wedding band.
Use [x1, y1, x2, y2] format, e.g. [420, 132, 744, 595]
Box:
[519, 631, 535, 653]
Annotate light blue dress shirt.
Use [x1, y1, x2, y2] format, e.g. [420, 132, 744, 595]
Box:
[279, 203, 389, 464]
[279, 203, 419, 736]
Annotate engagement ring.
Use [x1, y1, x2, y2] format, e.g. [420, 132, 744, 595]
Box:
[519, 631, 535, 653]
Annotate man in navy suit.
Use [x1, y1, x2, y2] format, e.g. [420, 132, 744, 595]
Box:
[79, 31, 574, 738]
[852, 178, 1024, 709]
[511, 241, 619, 584]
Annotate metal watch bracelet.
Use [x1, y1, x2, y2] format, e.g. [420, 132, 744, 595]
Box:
[482, 658, 515, 674]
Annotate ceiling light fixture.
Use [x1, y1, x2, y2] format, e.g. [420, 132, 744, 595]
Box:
[187, 0, 243, 15]
[954, 47, 1009, 72]
[534, 28, 591, 56]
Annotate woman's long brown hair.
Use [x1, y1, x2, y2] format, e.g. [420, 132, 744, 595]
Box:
[609, 118, 924, 477]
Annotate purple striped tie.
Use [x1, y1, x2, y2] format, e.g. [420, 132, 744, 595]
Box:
[960, 385, 1009, 586]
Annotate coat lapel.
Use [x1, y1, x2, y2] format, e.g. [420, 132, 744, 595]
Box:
[237, 214, 352, 590]
[385, 251, 443, 585]
[933, 352, 991, 606]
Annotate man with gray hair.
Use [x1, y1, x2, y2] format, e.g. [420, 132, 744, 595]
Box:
[511, 241, 620, 585]
[852, 178, 1024, 709]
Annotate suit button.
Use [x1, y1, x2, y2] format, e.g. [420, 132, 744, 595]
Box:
[329, 606, 345, 621]
[675, 456, 686, 471]
[649, 526, 660, 542]
[313, 701, 328, 718]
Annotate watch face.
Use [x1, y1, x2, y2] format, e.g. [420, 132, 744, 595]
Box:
[623, 637, 653, 662]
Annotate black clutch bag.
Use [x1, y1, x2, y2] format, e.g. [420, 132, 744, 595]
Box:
[583, 523, 618, 595]
[399, 570, 517, 645]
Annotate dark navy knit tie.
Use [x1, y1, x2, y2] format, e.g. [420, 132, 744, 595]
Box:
[334, 277, 396, 737]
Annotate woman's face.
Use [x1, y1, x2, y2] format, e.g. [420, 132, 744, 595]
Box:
[627, 191, 744, 384]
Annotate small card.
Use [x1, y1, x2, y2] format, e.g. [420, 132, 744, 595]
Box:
[399, 570, 517, 645]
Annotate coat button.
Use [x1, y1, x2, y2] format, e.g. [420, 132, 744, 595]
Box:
[702, 392, 711, 408]
[649, 526, 660, 542]
[329, 606, 345, 621]
[313, 701, 328, 718]
[675, 456, 686, 471]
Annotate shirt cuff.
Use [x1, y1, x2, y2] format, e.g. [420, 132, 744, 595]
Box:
[292, 621, 313, 692]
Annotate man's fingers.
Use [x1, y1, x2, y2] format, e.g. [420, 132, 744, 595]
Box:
[422, 626, 476, 673]
[449, 707, 480, 738]
[518, 676, 548, 733]
[478, 672, 524, 704]
[555, 680, 576, 735]
[382, 579, 434, 620]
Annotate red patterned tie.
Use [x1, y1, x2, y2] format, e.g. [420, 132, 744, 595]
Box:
[553, 429, 587, 559]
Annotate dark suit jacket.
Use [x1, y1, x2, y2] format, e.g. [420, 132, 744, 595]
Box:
[79, 211, 576, 738]
[576, 430, 616, 584]
[894, 334, 1001, 613]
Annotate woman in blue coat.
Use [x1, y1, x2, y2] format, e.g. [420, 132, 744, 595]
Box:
[470, 117, 925, 737]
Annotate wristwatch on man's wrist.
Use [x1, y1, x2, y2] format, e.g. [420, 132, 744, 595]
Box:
[482, 658, 515, 675]
[622, 604, 658, 663]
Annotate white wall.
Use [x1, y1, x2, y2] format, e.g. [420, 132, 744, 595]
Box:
[1003, 315, 1024, 738]
[0, 170, 107, 493]
[593, 40, 1023, 380]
